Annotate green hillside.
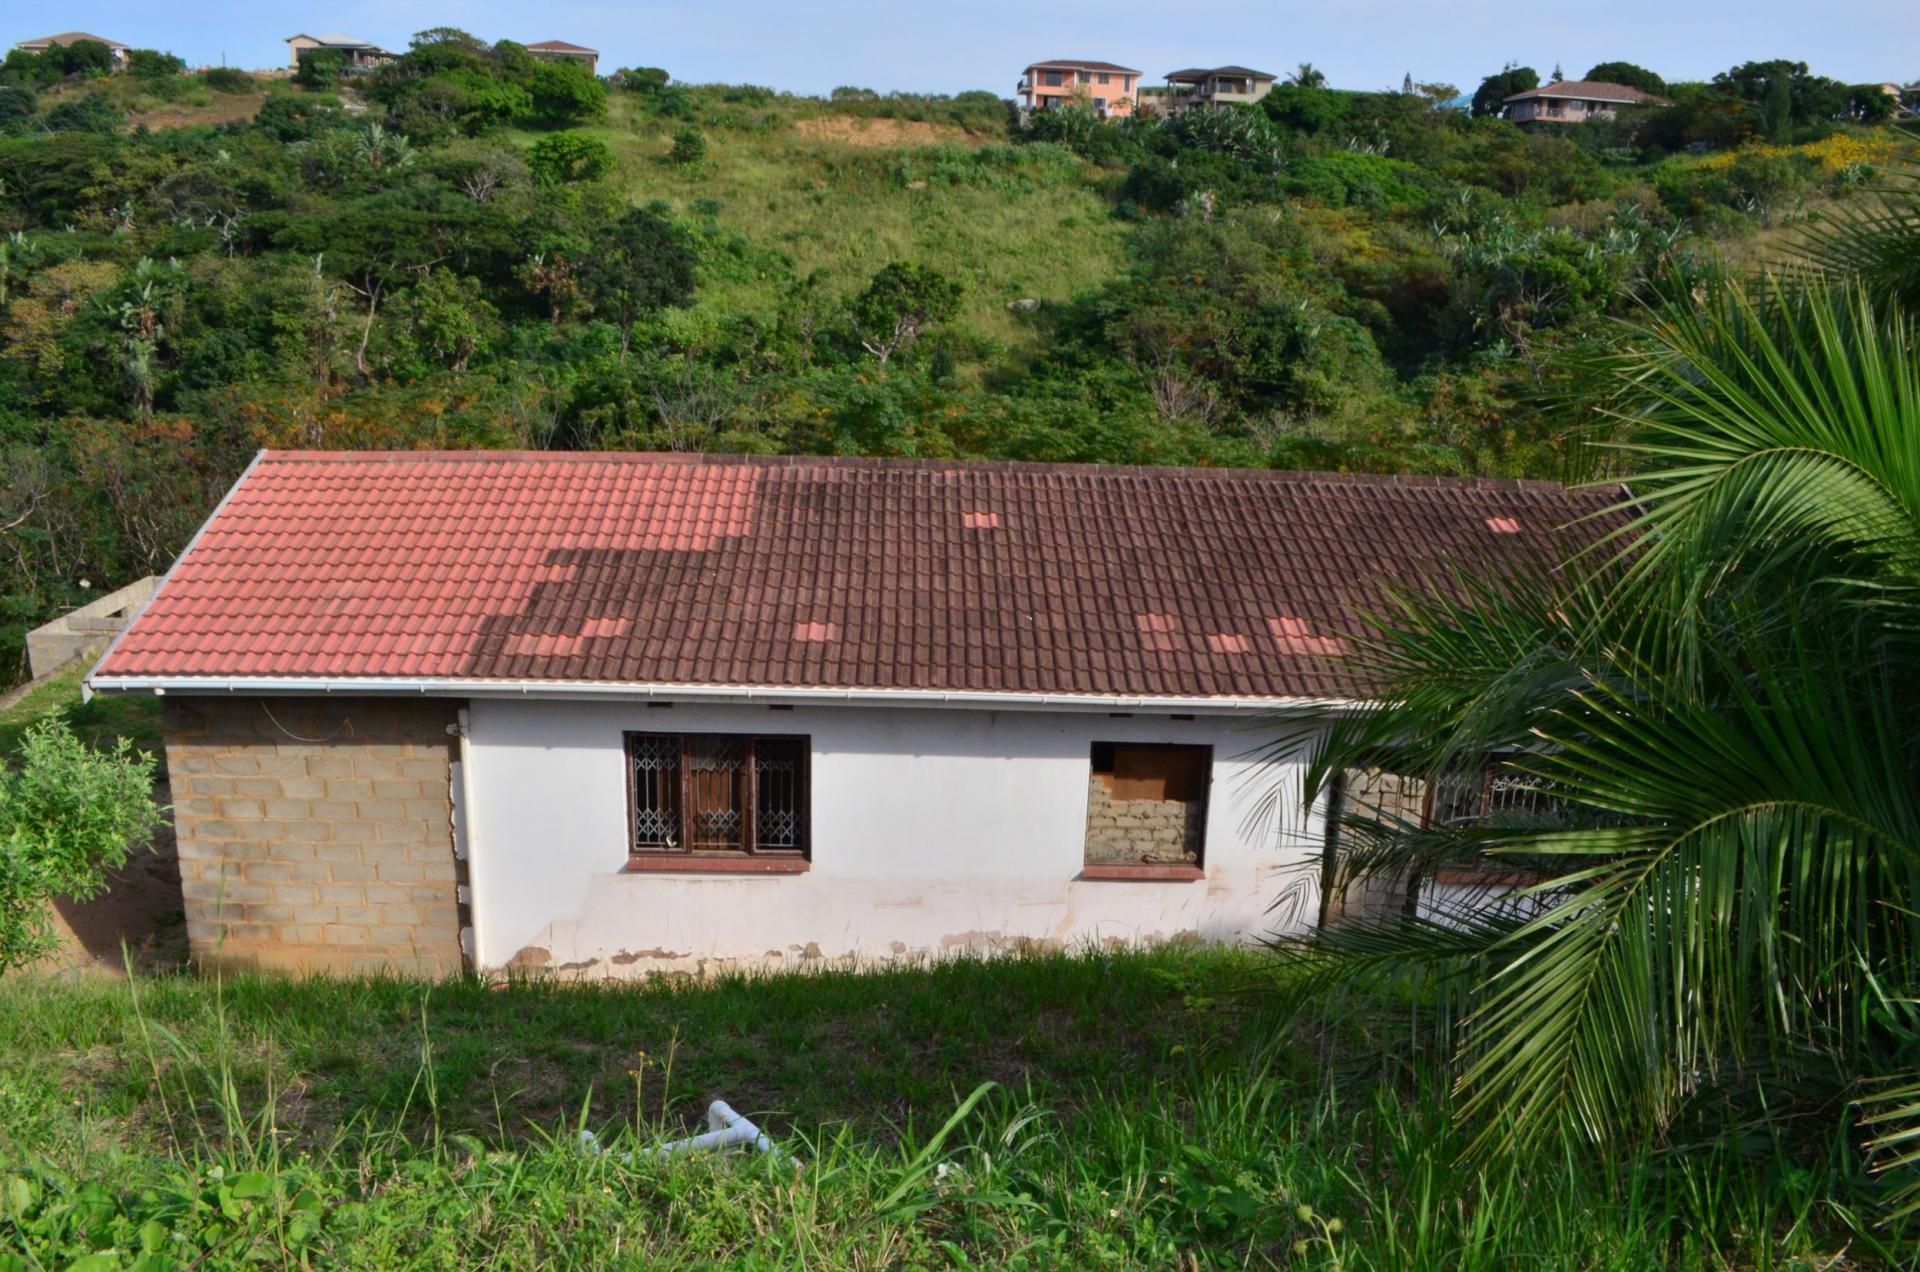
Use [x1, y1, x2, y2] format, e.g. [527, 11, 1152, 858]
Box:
[0, 37, 1910, 672]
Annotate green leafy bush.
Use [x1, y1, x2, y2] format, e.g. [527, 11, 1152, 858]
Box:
[0, 718, 162, 971]
[527, 130, 613, 185]
[667, 126, 706, 166]
[293, 48, 348, 90]
[197, 67, 254, 94]
[1284, 150, 1433, 210]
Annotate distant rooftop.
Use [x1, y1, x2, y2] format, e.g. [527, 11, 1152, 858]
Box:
[286, 33, 386, 50]
[525, 39, 598, 53]
[14, 31, 128, 50]
[1165, 65, 1278, 82]
[1504, 79, 1667, 105]
[1026, 58, 1142, 75]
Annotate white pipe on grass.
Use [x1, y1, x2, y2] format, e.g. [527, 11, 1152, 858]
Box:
[579, 1100, 780, 1163]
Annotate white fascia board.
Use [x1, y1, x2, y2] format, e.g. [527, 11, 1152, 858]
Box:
[84, 674, 1363, 717]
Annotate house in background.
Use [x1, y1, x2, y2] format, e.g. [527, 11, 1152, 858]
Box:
[12, 32, 130, 68]
[1017, 59, 1142, 118]
[524, 40, 599, 74]
[1503, 78, 1668, 124]
[88, 451, 1619, 978]
[284, 33, 391, 71]
[1160, 65, 1279, 114]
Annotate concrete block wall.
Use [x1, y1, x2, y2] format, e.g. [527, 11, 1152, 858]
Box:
[1320, 768, 1424, 926]
[163, 696, 464, 975]
[1083, 772, 1203, 864]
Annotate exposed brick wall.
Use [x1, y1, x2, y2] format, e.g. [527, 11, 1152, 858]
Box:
[1083, 772, 1203, 864]
[163, 697, 464, 975]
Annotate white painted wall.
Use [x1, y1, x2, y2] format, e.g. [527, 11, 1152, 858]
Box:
[462, 698, 1329, 976]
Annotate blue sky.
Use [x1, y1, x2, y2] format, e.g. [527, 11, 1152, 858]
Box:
[11, 1, 1913, 94]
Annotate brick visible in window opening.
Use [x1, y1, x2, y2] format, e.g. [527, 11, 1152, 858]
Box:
[1083, 742, 1210, 872]
[626, 732, 810, 865]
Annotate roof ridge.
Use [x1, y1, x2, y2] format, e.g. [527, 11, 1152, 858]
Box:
[252, 449, 1595, 495]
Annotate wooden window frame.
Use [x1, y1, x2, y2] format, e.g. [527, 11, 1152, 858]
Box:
[1079, 741, 1211, 882]
[624, 731, 811, 874]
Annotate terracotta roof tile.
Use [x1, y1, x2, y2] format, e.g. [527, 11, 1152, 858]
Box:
[96, 452, 1624, 701]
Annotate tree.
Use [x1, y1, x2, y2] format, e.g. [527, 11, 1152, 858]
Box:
[579, 206, 698, 337]
[853, 262, 962, 366]
[1471, 64, 1538, 117]
[1583, 61, 1667, 95]
[43, 39, 114, 78]
[1288, 63, 1327, 89]
[1284, 195, 1920, 1207]
[0, 719, 164, 972]
[1713, 59, 1850, 133]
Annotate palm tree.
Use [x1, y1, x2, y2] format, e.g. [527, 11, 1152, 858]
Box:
[1285, 181, 1920, 1199]
[1289, 63, 1327, 89]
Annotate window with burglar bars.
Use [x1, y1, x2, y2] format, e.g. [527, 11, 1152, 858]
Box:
[626, 733, 809, 860]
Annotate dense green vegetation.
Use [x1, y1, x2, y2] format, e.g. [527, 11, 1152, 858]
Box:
[1292, 173, 1920, 1236]
[0, 949, 1885, 1266]
[0, 31, 1907, 675]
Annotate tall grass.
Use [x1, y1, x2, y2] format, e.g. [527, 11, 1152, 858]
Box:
[0, 949, 1884, 1267]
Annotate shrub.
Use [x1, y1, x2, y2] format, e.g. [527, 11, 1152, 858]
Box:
[668, 126, 706, 166]
[42, 95, 123, 135]
[0, 718, 163, 972]
[197, 67, 253, 94]
[527, 130, 613, 185]
[0, 86, 36, 135]
[293, 48, 347, 90]
[126, 49, 186, 81]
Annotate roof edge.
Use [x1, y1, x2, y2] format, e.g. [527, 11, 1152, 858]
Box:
[84, 674, 1362, 716]
[246, 448, 1607, 496]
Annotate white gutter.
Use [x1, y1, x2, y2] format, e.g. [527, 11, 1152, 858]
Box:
[84, 673, 1361, 716]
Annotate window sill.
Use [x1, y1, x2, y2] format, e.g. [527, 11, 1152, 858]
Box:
[1079, 863, 1204, 882]
[627, 856, 810, 875]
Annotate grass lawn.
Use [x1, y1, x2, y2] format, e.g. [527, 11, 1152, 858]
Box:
[0, 948, 1876, 1268]
[0, 660, 162, 758]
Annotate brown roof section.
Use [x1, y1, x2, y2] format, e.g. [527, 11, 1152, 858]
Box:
[1027, 59, 1142, 75]
[15, 31, 127, 49]
[96, 452, 1623, 703]
[525, 40, 598, 53]
[1504, 79, 1666, 104]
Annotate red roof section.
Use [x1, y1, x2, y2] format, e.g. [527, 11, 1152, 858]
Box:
[525, 40, 598, 53]
[96, 452, 1623, 701]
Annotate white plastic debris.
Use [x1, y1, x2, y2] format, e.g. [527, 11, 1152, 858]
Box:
[579, 1099, 780, 1163]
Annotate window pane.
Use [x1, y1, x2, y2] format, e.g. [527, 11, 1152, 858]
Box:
[630, 734, 682, 850]
[687, 735, 746, 851]
[1085, 743, 1207, 865]
[754, 738, 807, 852]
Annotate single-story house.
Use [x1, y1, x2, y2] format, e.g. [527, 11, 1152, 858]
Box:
[524, 40, 599, 74]
[284, 33, 391, 71]
[1503, 78, 1668, 124]
[13, 31, 130, 67]
[87, 452, 1617, 978]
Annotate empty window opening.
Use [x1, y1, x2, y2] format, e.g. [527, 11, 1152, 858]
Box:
[1084, 742, 1210, 867]
[627, 733, 809, 861]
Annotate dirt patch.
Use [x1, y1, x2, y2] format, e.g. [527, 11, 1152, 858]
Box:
[793, 116, 980, 148]
[128, 96, 262, 132]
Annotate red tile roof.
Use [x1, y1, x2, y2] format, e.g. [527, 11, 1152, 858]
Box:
[94, 452, 1623, 702]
